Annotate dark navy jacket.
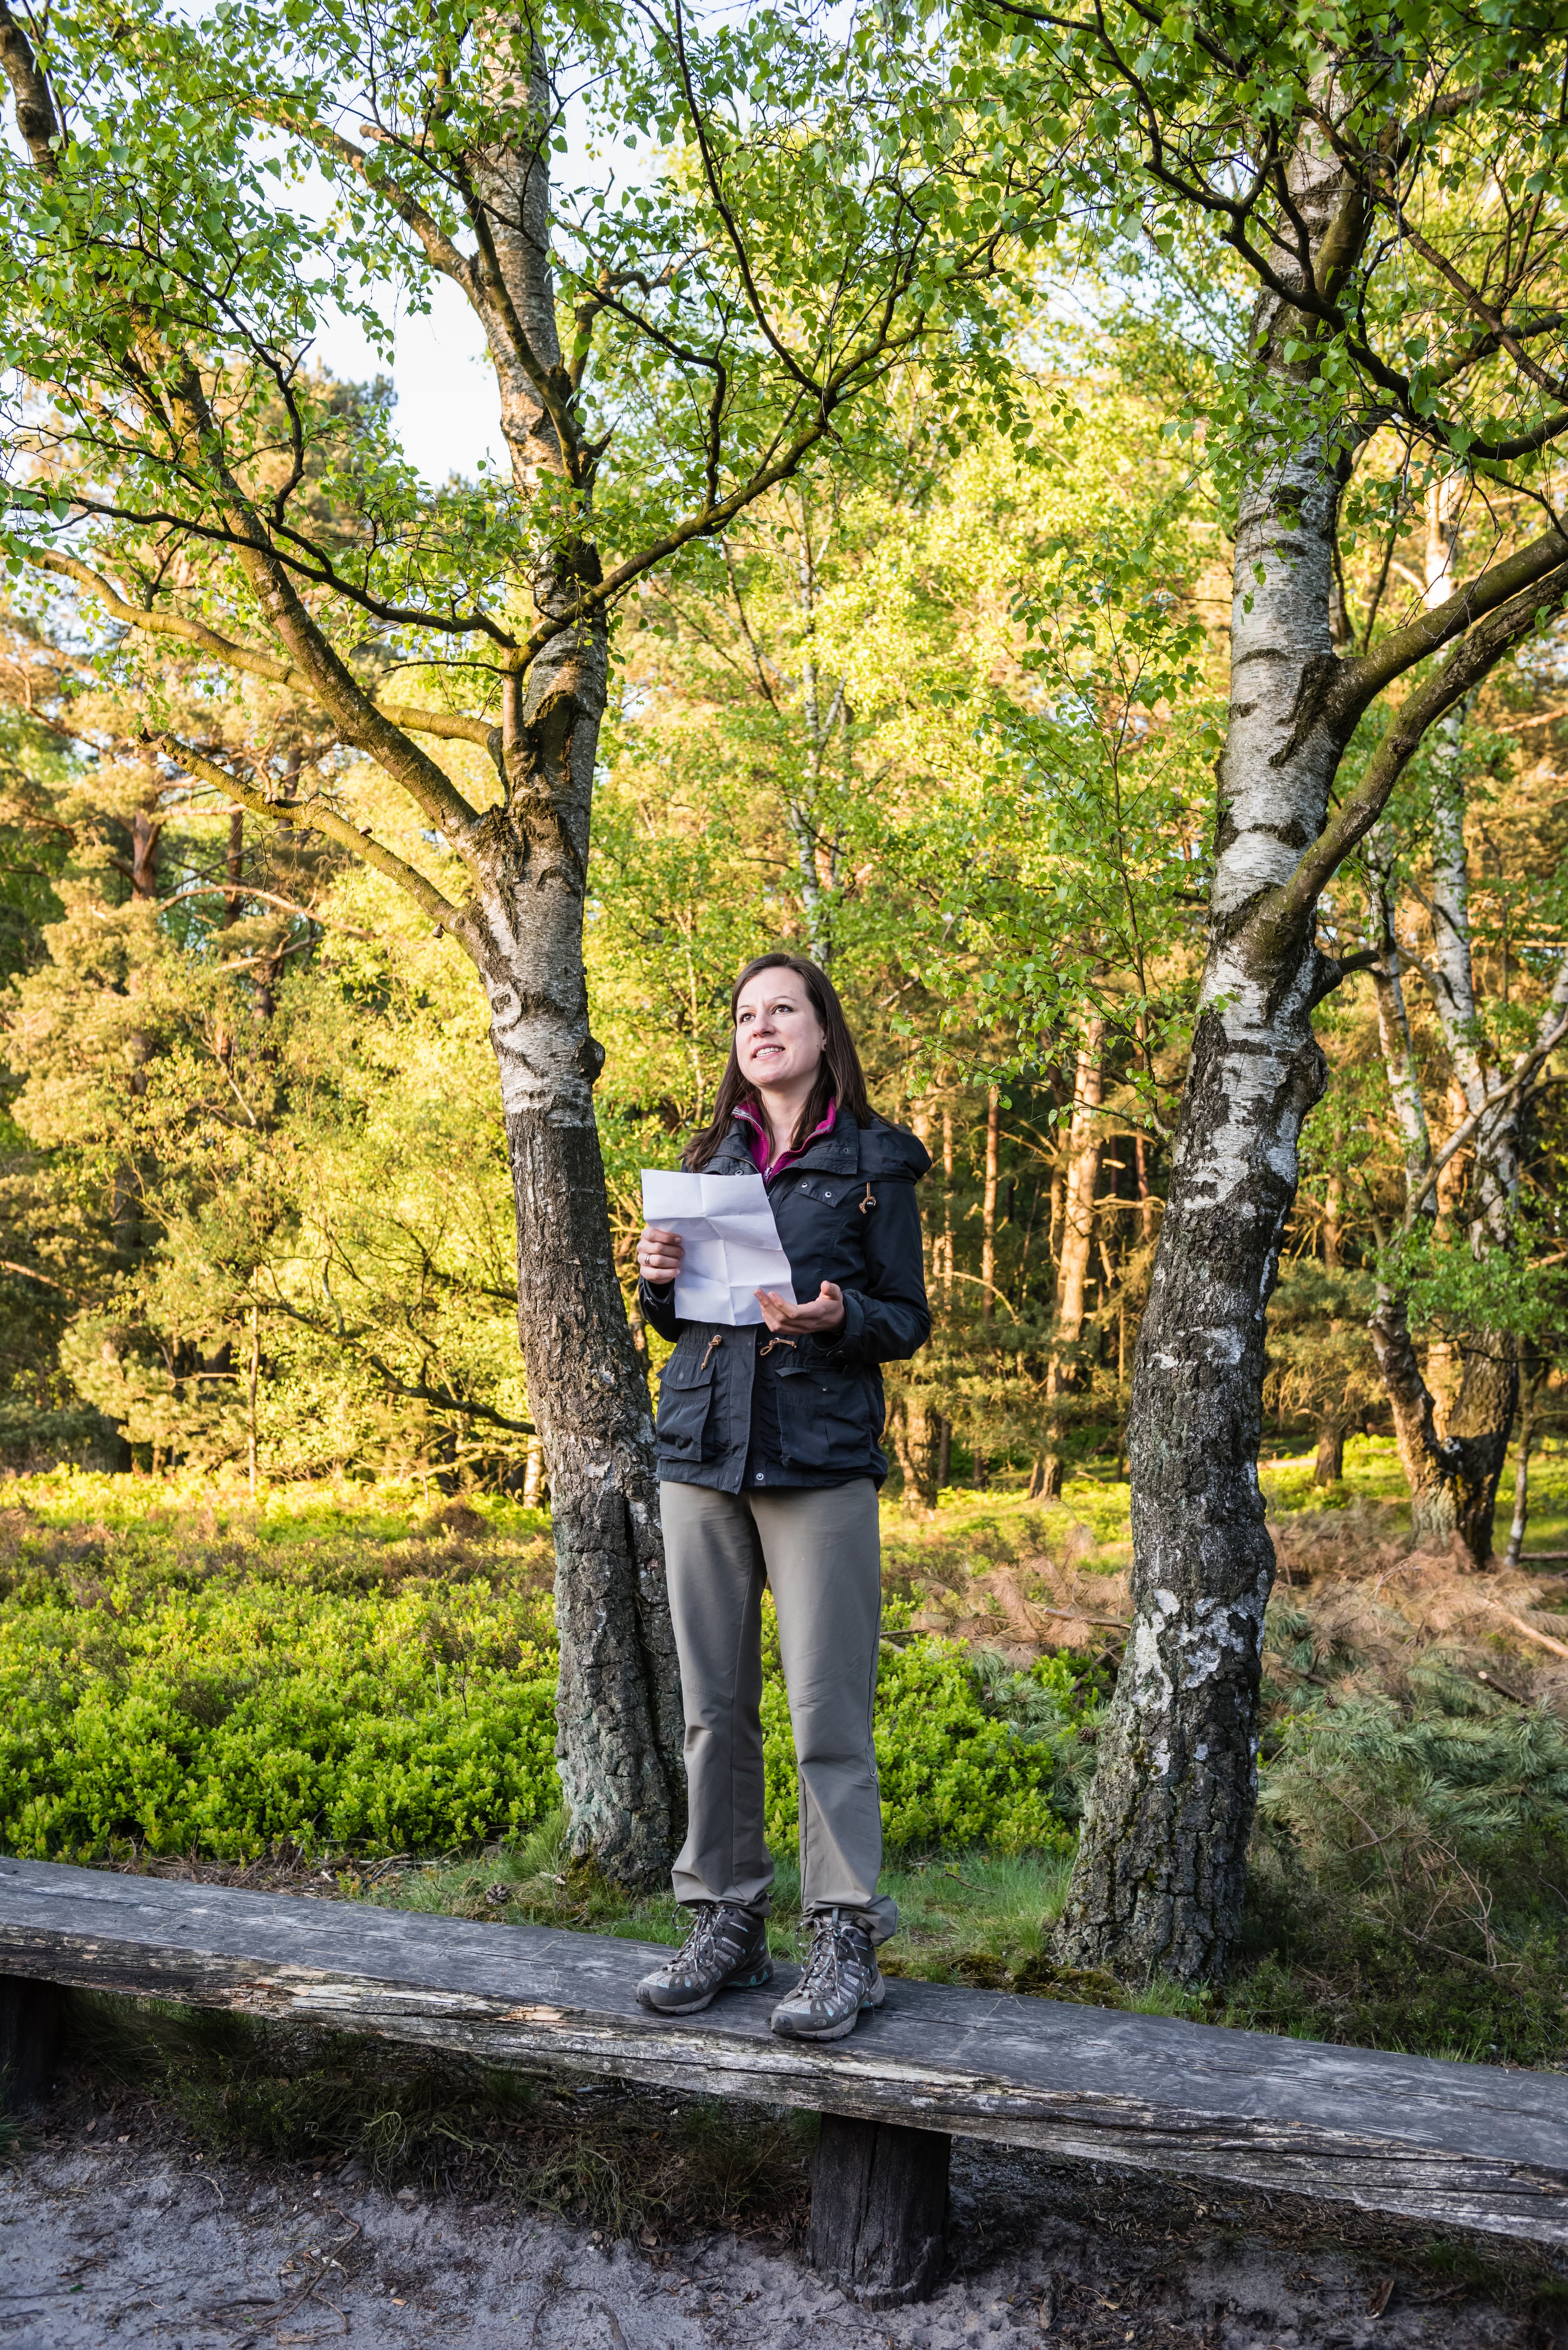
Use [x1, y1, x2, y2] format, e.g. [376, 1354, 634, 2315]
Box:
[640, 1115, 931, 1492]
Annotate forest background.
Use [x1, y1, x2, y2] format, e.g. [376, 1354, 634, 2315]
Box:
[4, 0, 1568, 2069]
[3, 344, 1564, 1518]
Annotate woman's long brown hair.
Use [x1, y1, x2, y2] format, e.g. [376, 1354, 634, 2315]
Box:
[684, 953, 879, 1170]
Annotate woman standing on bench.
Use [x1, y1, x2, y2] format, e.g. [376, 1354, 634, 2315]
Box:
[634, 952, 931, 2040]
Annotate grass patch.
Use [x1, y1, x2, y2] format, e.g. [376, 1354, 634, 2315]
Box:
[355, 1811, 1081, 1994]
[884, 1433, 1568, 1558]
[881, 1480, 1133, 1590]
[1256, 1432, 1568, 1554]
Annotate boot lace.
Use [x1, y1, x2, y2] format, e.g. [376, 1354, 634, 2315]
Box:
[675, 1904, 723, 1973]
[797, 1908, 851, 2005]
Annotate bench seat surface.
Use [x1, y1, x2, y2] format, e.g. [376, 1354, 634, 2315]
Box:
[2, 1855, 1564, 2246]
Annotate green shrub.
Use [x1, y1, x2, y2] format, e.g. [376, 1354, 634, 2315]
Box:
[0, 1485, 1091, 1863]
[1248, 1670, 1568, 2065]
[1258, 1672, 1568, 1921]
[762, 1621, 1087, 1859]
[0, 1577, 561, 1858]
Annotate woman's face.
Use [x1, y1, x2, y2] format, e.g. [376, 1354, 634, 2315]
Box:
[734, 972, 827, 1092]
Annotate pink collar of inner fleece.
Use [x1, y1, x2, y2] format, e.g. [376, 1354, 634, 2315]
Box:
[735, 1093, 837, 1180]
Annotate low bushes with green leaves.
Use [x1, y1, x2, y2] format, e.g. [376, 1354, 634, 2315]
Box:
[0, 1475, 1098, 1865]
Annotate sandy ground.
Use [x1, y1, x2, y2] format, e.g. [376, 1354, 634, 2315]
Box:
[4, 2112, 1565, 2350]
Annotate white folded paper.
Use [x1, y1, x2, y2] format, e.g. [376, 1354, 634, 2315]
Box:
[641, 1168, 796, 1327]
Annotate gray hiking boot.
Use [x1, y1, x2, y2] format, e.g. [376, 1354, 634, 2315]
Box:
[635, 1903, 772, 2017]
[769, 1907, 885, 2041]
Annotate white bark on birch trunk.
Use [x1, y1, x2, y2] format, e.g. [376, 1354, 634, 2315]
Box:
[939, 1108, 955, 1306]
[1057, 120, 1350, 1982]
[981, 1086, 1000, 1319]
[1365, 849, 1472, 1538]
[1364, 486, 1518, 1561]
[1053, 1017, 1106, 1367]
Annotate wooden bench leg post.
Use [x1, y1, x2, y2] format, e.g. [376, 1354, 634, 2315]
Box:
[0, 1975, 64, 2111]
[807, 2111, 950, 2308]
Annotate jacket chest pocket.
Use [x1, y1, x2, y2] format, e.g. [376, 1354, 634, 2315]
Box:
[778, 1175, 870, 1275]
[656, 1353, 720, 1462]
[771, 1355, 881, 1469]
[791, 1176, 857, 1213]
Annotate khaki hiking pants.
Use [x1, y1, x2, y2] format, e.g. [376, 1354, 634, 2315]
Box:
[659, 1477, 898, 1945]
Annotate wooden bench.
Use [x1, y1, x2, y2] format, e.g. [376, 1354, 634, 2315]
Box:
[4, 1856, 1568, 2307]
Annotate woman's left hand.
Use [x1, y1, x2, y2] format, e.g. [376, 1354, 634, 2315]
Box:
[755, 1280, 846, 1336]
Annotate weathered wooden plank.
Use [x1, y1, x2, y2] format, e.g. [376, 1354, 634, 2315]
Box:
[2, 1856, 1566, 2247]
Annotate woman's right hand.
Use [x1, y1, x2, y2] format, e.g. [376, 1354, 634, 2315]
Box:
[637, 1225, 685, 1286]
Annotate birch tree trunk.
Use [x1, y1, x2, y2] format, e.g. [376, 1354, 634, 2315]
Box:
[1055, 142, 1568, 1965]
[896, 1103, 941, 1514]
[1364, 838, 1469, 1534]
[221, 812, 244, 931]
[998, 0, 1568, 1984]
[1056, 128, 1349, 1983]
[1132, 1135, 1157, 1247]
[788, 519, 844, 966]
[1322, 1175, 1342, 1268]
[980, 1085, 1001, 1317]
[464, 61, 682, 1881]
[1504, 1376, 1534, 1570]
[1051, 1017, 1106, 1376]
[1036, 1022, 1105, 1493]
[938, 1108, 955, 1304]
[1314, 1420, 1346, 1486]
[891, 1398, 941, 1512]
[1364, 486, 1519, 1561]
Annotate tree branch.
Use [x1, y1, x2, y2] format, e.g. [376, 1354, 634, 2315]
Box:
[1404, 1007, 1568, 1229]
[1423, 307, 1568, 397]
[148, 732, 467, 940]
[1383, 204, 1568, 410]
[967, 11, 1568, 466]
[666, 0, 822, 401]
[509, 335, 925, 667]
[255, 107, 477, 288]
[174, 882, 374, 939]
[162, 375, 485, 843]
[1267, 555, 1568, 943]
[1341, 526, 1568, 716]
[261, 1291, 535, 1434]
[1310, 945, 1382, 1003]
[0, 1257, 71, 1293]
[22, 546, 501, 756]
[0, 4, 61, 178]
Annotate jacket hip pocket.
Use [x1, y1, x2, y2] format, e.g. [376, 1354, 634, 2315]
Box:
[655, 1353, 720, 1462]
[773, 1358, 873, 1470]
